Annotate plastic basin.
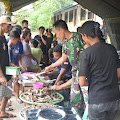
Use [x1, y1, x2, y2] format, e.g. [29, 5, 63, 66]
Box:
[33, 82, 43, 89]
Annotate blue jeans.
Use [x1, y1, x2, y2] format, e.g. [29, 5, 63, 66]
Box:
[88, 100, 119, 120]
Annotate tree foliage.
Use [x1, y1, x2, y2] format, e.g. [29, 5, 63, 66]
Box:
[14, 0, 73, 31]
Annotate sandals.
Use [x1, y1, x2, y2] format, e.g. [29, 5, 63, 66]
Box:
[5, 106, 14, 111]
[17, 98, 23, 104]
[0, 113, 16, 118]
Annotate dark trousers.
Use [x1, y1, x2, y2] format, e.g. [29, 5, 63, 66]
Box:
[88, 100, 119, 120]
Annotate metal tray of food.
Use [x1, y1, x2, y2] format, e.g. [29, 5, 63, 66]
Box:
[19, 104, 59, 120]
[25, 107, 82, 120]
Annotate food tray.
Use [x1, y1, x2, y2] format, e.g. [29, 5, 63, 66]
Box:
[25, 107, 82, 120]
[20, 92, 64, 105]
[19, 104, 59, 120]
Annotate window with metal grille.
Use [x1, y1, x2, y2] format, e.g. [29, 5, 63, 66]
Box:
[80, 8, 86, 20]
[57, 15, 59, 21]
[69, 10, 73, 22]
[65, 12, 68, 22]
[54, 16, 56, 22]
[88, 11, 93, 19]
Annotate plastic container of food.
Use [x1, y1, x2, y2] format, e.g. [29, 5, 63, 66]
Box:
[33, 82, 43, 89]
[6, 66, 20, 75]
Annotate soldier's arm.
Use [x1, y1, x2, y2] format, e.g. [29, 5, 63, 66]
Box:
[54, 68, 67, 85]
[79, 76, 88, 86]
[51, 78, 72, 90]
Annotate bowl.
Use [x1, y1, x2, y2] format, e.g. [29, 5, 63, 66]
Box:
[33, 82, 43, 89]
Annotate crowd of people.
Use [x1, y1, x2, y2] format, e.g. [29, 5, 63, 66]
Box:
[0, 15, 119, 120]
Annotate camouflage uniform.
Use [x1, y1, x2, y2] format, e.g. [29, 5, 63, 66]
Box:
[62, 32, 85, 117]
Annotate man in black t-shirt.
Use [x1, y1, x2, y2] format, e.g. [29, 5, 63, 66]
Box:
[79, 21, 120, 120]
[0, 16, 16, 118]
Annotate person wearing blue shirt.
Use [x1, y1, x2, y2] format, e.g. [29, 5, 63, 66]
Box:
[46, 45, 72, 105]
[48, 45, 72, 85]
[7, 27, 26, 71]
[8, 30, 23, 103]
[13, 41, 23, 65]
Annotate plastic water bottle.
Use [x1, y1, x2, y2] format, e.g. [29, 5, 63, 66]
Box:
[31, 59, 37, 65]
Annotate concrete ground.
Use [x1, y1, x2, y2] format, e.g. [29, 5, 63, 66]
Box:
[2, 96, 120, 120]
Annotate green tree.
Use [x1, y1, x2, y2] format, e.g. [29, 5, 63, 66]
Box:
[15, 0, 74, 31]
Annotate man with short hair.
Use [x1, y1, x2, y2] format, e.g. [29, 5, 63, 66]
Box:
[0, 16, 16, 118]
[79, 21, 120, 120]
[22, 20, 28, 28]
[45, 20, 85, 117]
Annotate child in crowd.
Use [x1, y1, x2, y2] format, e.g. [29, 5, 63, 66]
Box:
[48, 40, 58, 64]
[8, 30, 23, 103]
[37, 38, 42, 48]
[79, 21, 120, 120]
[47, 45, 72, 105]
[29, 39, 43, 72]
[8, 31, 20, 66]
[46, 45, 72, 85]
[21, 27, 31, 43]
[7, 26, 27, 71]
[21, 30, 38, 72]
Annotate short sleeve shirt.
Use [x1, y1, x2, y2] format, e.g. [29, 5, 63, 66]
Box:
[21, 41, 31, 67]
[79, 42, 120, 104]
[61, 59, 72, 78]
[62, 32, 84, 73]
[30, 47, 43, 69]
[13, 41, 23, 65]
[46, 33, 53, 50]
[6, 38, 23, 65]
[0, 36, 11, 81]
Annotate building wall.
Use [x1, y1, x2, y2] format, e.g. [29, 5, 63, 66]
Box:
[53, 3, 103, 32]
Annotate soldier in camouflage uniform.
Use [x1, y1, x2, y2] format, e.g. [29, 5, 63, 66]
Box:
[45, 20, 85, 117]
